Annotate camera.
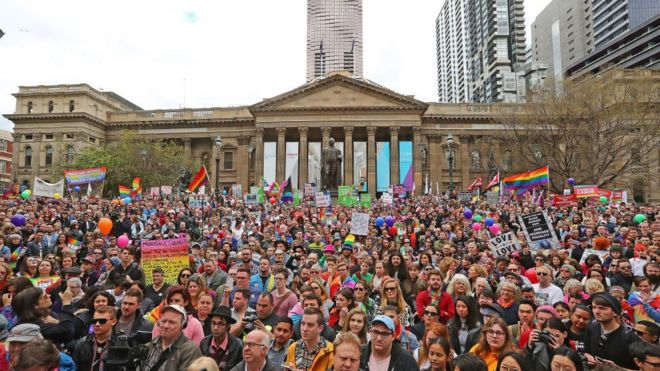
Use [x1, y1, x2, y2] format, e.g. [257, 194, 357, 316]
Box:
[243, 314, 258, 331]
[538, 330, 555, 345]
[105, 332, 151, 371]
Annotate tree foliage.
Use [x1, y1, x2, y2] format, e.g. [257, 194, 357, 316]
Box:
[71, 131, 196, 197]
[498, 69, 659, 193]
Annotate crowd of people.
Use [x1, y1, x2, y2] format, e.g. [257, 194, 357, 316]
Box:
[0, 191, 658, 371]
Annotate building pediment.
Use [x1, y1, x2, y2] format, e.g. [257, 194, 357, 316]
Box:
[250, 74, 428, 113]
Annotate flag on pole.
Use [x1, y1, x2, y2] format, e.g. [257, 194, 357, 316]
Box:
[187, 166, 210, 193]
[118, 185, 131, 197]
[486, 172, 500, 190]
[280, 177, 293, 203]
[467, 177, 482, 192]
[503, 166, 549, 191]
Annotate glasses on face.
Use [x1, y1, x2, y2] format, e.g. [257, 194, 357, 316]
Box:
[535, 258, 544, 261]
[384, 287, 397, 292]
[487, 329, 505, 338]
[180, 273, 191, 278]
[244, 342, 267, 349]
[211, 321, 227, 327]
[424, 310, 438, 316]
[537, 272, 549, 276]
[370, 329, 393, 339]
[275, 277, 285, 281]
[354, 287, 365, 292]
[92, 318, 108, 325]
[620, 265, 631, 270]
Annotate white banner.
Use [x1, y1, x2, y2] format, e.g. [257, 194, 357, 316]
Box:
[487, 232, 522, 258]
[33, 177, 64, 198]
[350, 213, 370, 236]
[381, 193, 393, 205]
[315, 192, 330, 207]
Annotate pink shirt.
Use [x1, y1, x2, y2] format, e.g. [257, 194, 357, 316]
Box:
[152, 314, 205, 345]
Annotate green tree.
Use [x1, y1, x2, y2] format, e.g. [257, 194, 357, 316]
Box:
[71, 131, 197, 197]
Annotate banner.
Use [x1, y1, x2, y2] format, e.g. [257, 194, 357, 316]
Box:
[350, 212, 370, 236]
[30, 276, 60, 290]
[458, 192, 472, 202]
[359, 193, 372, 208]
[150, 187, 160, 197]
[338, 185, 357, 207]
[488, 232, 522, 258]
[141, 237, 189, 284]
[552, 194, 577, 207]
[33, 177, 64, 198]
[486, 191, 499, 204]
[232, 184, 243, 198]
[573, 185, 599, 198]
[518, 211, 560, 249]
[392, 184, 407, 199]
[315, 192, 330, 207]
[245, 194, 259, 207]
[160, 186, 172, 195]
[64, 167, 107, 185]
[381, 193, 393, 205]
[611, 190, 627, 203]
[188, 194, 208, 209]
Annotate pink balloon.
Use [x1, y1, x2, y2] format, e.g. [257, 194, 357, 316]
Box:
[117, 235, 130, 248]
[472, 222, 481, 231]
[490, 224, 501, 234]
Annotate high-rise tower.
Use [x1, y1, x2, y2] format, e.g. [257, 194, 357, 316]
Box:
[307, 0, 363, 82]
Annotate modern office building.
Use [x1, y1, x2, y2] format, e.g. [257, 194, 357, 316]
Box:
[531, 0, 594, 80]
[593, 0, 660, 50]
[306, 0, 363, 82]
[436, 0, 529, 103]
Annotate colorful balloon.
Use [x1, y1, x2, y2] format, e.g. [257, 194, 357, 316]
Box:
[389, 226, 397, 235]
[25, 190, 31, 196]
[73, 186, 81, 193]
[375, 217, 385, 227]
[270, 198, 277, 205]
[20, 190, 30, 199]
[472, 222, 481, 231]
[53, 193, 61, 199]
[485, 217, 494, 227]
[490, 224, 501, 234]
[599, 196, 608, 203]
[98, 218, 113, 236]
[567, 178, 575, 186]
[634, 214, 647, 224]
[10, 214, 26, 227]
[464, 209, 473, 219]
[117, 235, 130, 248]
[385, 216, 395, 228]
[124, 197, 132, 204]
[473, 215, 482, 222]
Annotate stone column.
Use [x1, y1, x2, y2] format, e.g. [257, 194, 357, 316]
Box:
[11, 133, 19, 182]
[184, 139, 192, 159]
[276, 128, 286, 183]
[460, 135, 470, 190]
[211, 140, 219, 189]
[298, 127, 308, 187]
[321, 127, 331, 149]
[344, 127, 354, 185]
[254, 128, 264, 182]
[428, 135, 443, 194]
[32, 136, 42, 179]
[237, 136, 249, 189]
[390, 127, 399, 185]
[367, 127, 377, 197]
[413, 128, 423, 195]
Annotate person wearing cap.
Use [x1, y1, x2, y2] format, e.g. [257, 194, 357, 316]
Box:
[358, 314, 418, 371]
[6, 323, 76, 371]
[285, 307, 334, 371]
[583, 292, 641, 369]
[142, 304, 202, 371]
[200, 306, 243, 370]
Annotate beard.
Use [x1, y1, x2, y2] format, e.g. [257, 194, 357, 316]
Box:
[650, 274, 660, 285]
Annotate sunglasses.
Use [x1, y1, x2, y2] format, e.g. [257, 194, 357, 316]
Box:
[424, 310, 438, 316]
[92, 318, 109, 325]
[537, 272, 550, 276]
[384, 287, 397, 292]
[180, 273, 191, 278]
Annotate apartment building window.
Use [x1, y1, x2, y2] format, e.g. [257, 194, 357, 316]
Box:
[66, 134, 75, 139]
[0, 160, 6, 174]
[45, 146, 53, 166]
[24, 147, 32, 167]
[65, 145, 75, 165]
[0, 140, 6, 152]
[24, 134, 33, 140]
[223, 151, 234, 170]
[45, 134, 53, 140]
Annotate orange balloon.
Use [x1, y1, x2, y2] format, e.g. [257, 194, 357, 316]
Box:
[98, 217, 113, 236]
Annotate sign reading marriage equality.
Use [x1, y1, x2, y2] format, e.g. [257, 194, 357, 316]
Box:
[518, 210, 560, 249]
[64, 167, 108, 185]
[141, 237, 189, 284]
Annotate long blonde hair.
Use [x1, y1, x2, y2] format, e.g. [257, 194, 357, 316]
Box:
[341, 308, 368, 344]
[380, 278, 407, 315]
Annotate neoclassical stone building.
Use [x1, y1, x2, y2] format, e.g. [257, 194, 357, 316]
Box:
[4, 73, 659, 202]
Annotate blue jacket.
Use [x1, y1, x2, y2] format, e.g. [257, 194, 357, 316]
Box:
[249, 273, 275, 293]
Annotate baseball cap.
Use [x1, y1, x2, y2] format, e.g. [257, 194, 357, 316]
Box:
[480, 303, 504, 318]
[7, 324, 42, 342]
[161, 304, 187, 320]
[81, 256, 96, 264]
[371, 315, 395, 332]
[324, 245, 335, 253]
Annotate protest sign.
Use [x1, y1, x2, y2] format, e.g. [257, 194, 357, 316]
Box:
[359, 193, 372, 208]
[245, 194, 259, 207]
[232, 184, 243, 198]
[381, 193, 393, 205]
[30, 276, 60, 290]
[458, 192, 472, 202]
[350, 212, 370, 235]
[612, 190, 627, 203]
[552, 194, 577, 207]
[392, 184, 407, 199]
[250, 186, 259, 195]
[160, 186, 172, 195]
[518, 211, 560, 249]
[579, 248, 609, 264]
[315, 192, 330, 207]
[188, 194, 208, 209]
[304, 183, 317, 201]
[486, 191, 499, 204]
[574, 185, 599, 198]
[33, 177, 64, 198]
[64, 167, 107, 185]
[488, 232, 521, 258]
[141, 238, 189, 284]
[338, 185, 357, 206]
[150, 187, 160, 197]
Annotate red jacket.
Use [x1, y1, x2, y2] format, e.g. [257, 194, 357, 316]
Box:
[416, 289, 455, 323]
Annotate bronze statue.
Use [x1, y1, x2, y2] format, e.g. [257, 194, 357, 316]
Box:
[174, 168, 192, 195]
[321, 138, 342, 190]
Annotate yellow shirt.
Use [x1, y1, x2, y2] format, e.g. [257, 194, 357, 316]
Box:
[469, 344, 499, 371]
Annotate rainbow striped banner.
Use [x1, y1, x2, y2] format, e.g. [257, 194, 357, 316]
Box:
[503, 166, 549, 191]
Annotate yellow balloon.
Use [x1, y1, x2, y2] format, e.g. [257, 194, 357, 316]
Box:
[26, 190, 32, 196]
[53, 193, 61, 199]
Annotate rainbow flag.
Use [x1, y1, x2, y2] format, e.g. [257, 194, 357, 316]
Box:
[119, 185, 131, 197]
[68, 238, 81, 251]
[10, 246, 23, 262]
[503, 166, 549, 191]
[187, 166, 209, 193]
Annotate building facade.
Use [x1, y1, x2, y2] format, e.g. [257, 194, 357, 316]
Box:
[531, 0, 594, 80]
[593, 0, 660, 50]
[4, 73, 659, 203]
[306, 0, 363, 82]
[0, 130, 13, 192]
[436, 0, 532, 103]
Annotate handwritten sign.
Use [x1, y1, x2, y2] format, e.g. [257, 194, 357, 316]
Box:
[488, 232, 521, 257]
[245, 194, 259, 207]
[458, 192, 472, 202]
[141, 237, 189, 284]
[232, 184, 243, 198]
[160, 186, 172, 195]
[350, 212, 370, 236]
[315, 192, 330, 207]
[360, 193, 372, 208]
[518, 211, 560, 249]
[189, 194, 208, 209]
[33, 177, 64, 198]
[579, 248, 609, 264]
[381, 193, 393, 205]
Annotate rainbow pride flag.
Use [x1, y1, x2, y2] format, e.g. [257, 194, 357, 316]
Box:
[187, 166, 209, 193]
[68, 238, 81, 251]
[10, 246, 23, 262]
[119, 185, 131, 197]
[503, 166, 549, 191]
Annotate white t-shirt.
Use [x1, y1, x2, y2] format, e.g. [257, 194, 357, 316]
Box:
[532, 283, 563, 305]
[368, 353, 391, 371]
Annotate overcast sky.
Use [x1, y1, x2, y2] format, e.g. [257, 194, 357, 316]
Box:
[0, 0, 552, 132]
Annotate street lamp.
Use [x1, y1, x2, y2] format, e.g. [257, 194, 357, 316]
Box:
[214, 136, 222, 188]
[444, 133, 455, 194]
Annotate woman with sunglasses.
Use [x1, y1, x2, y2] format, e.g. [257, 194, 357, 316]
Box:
[17, 256, 39, 278]
[376, 277, 414, 328]
[177, 268, 194, 286]
[353, 280, 376, 324]
[449, 295, 481, 355]
[309, 277, 333, 320]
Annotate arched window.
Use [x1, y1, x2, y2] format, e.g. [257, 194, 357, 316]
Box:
[45, 146, 53, 166]
[66, 145, 75, 165]
[69, 100, 75, 112]
[27, 101, 33, 114]
[24, 146, 32, 167]
[48, 101, 54, 113]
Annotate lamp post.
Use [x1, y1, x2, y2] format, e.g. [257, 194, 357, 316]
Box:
[445, 134, 455, 194]
[214, 135, 222, 190]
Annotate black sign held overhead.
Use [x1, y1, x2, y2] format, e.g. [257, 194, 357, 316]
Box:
[518, 210, 560, 249]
